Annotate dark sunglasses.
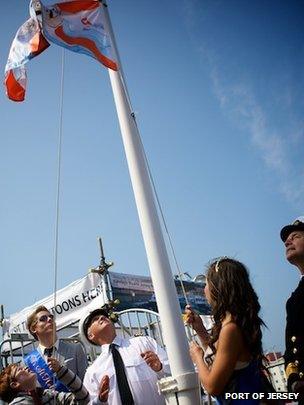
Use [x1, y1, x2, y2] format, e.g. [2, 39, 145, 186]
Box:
[37, 314, 54, 323]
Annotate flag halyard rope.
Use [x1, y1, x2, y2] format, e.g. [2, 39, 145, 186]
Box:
[52, 49, 65, 398]
[119, 76, 191, 309]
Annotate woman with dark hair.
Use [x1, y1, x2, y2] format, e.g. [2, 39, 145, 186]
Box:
[186, 257, 270, 404]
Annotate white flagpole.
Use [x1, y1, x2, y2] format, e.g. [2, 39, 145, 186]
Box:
[103, 3, 200, 404]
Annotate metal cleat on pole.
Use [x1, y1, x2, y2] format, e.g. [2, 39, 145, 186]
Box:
[158, 371, 200, 404]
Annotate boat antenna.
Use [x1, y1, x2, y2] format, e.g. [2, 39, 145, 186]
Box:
[90, 237, 114, 275]
[90, 237, 116, 305]
[98, 237, 113, 273]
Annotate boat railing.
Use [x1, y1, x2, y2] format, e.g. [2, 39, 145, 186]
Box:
[0, 333, 36, 370]
[116, 307, 201, 346]
[116, 308, 164, 345]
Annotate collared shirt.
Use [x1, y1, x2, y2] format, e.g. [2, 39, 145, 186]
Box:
[38, 340, 62, 363]
[35, 339, 87, 384]
[84, 335, 170, 405]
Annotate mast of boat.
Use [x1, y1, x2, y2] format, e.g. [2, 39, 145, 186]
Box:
[89, 237, 115, 305]
[102, 2, 200, 403]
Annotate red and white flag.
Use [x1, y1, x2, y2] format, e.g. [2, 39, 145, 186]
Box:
[4, 0, 117, 102]
[40, 0, 118, 70]
[4, 16, 49, 101]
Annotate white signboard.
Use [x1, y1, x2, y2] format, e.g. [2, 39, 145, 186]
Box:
[6, 272, 105, 336]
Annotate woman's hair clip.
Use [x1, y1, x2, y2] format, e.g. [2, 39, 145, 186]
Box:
[215, 256, 229, 273]
[215, 261, 220, 273]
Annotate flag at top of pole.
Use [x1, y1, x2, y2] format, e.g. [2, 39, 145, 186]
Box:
[4, 0, 118, 102]
[40, 0, 118, 71]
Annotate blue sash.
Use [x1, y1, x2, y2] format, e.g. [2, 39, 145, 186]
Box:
[24, 349, 69, 392]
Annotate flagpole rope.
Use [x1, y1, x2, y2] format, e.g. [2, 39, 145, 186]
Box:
[116, 71, 190, 308]
[52, 48, 65, 349]
[138, 131, 190, 307]
[132, 114, 197, 340]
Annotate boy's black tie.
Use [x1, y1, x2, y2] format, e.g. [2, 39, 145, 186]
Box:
[44, 347, 53, 357]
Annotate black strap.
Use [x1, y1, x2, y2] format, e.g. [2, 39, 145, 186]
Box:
[110, 344, 134, 405]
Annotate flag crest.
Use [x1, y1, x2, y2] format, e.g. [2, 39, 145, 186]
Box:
[41, 1, 118, 71]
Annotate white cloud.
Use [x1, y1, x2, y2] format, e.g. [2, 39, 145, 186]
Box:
[181, 0, 303, 208]
[216, 67, 304, 206]
[203, 52, 303, 208]
[211, 64, 286, 167]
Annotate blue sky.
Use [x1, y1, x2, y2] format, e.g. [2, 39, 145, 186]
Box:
[0, 0, 303, 352]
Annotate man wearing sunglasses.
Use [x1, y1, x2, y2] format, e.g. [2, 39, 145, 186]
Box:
[25, 306, 88, 391]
